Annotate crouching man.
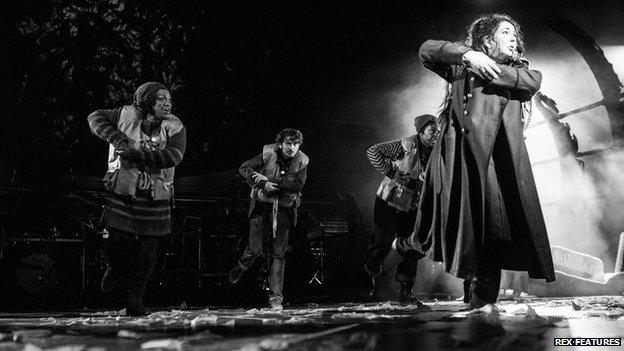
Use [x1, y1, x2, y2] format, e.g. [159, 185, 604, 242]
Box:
[229, 128, 309, 310]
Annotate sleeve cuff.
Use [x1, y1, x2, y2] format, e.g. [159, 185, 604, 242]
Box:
[110, 132, 128, 147]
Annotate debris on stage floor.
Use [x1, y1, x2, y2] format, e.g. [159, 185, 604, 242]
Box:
[0, 296, 623, 350]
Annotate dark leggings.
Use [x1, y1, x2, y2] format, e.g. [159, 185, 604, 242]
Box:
[106, 228, 160, 302]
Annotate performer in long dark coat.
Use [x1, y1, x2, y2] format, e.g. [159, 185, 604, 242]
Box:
[396, 13, 555, 308]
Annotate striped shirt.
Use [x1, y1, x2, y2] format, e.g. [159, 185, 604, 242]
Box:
[88, 107, 187, 236]
[88, 108, 186, 169]
[366, 139, 405, 178]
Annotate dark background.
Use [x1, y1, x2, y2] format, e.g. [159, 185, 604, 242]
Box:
[1, 0, 623, 309]
[3, 1, 623, 188]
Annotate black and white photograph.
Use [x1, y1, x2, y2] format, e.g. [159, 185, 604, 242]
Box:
[1, 0, 623, 350]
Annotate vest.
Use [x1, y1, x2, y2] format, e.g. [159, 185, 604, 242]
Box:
[250, 143, 309, 208]
[104, 106, 183, 200]
[376, 135, 425, 212]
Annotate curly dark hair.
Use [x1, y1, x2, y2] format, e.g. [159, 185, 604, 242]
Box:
[438, 14, 524, 113]
[465, 13, 524, 54]
[275, 128, 304, 145]
[132, 81, 169, 117]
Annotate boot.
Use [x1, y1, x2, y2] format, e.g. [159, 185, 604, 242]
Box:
[463, 279, 471, 303]
[125, 296, 147, 317]
[399, 281, 421, 305]
[468, 277, 495, 309]
[269, 297, 283, 311]
[123, 236, 158, 317]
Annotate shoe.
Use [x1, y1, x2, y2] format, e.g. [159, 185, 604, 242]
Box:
[468, 294, 488, 310]
[468, 277, 497, 309]
[269, 298, 283, 311]
[362, 264, 381, 296]
[229, 262, 245, 284]
[125, 297, 147, 317]
[100, 266, 116, 293]
[399, 281, 420, 305]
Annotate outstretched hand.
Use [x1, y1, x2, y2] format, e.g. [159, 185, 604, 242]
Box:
[463, 50, 501, 80]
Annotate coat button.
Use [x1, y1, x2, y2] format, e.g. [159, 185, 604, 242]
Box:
[467, 93, 474, 99]
[461, 128, 469, 134]
[463, 110, 469, 116]
[470, 77, 475, 81]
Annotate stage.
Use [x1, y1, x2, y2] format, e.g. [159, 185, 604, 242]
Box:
[0, 296, 622, 350]
[3, 1, 624, 350]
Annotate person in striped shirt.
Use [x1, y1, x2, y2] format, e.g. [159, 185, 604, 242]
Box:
[363, 114, 439, 303]
[87, 82, 186, 316]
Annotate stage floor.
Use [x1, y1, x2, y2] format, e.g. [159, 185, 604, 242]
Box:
[0, 296, 622, 350]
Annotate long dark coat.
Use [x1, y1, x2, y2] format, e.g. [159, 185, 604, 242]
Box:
[399, 40, 555, 282]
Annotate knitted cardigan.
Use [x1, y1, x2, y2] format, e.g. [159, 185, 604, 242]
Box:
[88, 107, 186, 236]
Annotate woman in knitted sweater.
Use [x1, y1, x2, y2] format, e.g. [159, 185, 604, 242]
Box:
[87, 82, 186, 316]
